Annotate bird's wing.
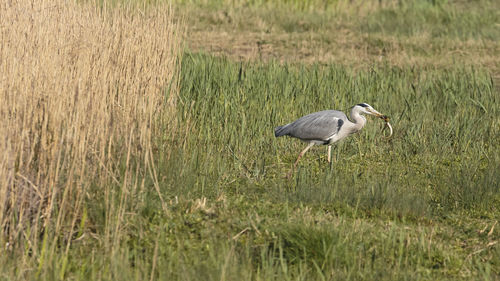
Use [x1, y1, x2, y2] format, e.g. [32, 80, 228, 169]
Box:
[286, 110, 347, 142]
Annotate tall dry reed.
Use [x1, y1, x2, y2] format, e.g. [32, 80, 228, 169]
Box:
[0, 0, 183, 253]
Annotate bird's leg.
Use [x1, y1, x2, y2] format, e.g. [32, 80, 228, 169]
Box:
[327, 146, 331, 163]
[287, 143, 314, 178]
[293, 142, 315, 170]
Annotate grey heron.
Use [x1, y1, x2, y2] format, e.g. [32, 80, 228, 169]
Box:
[274, 103, 392, 170]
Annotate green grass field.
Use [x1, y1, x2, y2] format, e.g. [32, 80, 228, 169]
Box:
[2, 0, 499, 280]
[157, 54, 499, 280]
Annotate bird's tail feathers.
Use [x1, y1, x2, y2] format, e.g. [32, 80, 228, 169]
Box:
[274, 124, 290, 137]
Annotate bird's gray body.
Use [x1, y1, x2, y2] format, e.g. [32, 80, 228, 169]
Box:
[274, 103, 388, 173]
[274, 110, 348, 145]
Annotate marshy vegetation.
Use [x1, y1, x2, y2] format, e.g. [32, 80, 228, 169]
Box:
[0, 0, 499, 280]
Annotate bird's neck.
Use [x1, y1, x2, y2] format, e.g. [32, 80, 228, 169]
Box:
[348, 109, 366, 132]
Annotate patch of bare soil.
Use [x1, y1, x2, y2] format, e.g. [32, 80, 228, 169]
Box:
[181, 7, 499, 83]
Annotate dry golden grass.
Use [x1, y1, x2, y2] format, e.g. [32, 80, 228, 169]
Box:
[0, 0, 183, 252]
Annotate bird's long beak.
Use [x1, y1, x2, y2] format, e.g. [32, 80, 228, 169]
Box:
[367, 108, 385, 119]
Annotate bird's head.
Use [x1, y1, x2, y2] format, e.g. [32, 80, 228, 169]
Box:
[354, 103, 388, 121]
[354, 103, 393, 137]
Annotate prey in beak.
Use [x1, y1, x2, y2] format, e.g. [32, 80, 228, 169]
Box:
[379, 115, 393, 137]
[361, 105, 393, 138]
